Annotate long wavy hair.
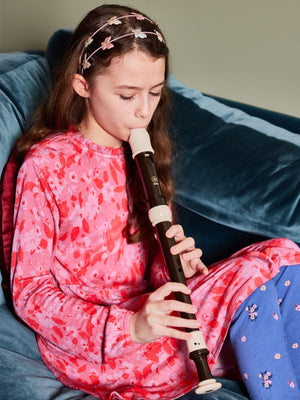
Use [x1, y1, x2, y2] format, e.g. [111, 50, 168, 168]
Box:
[15, 4, 174, 251]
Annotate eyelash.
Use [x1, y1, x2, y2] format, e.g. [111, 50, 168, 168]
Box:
[120, 95, 134, 100]
[120, 92, 161, 101]
[150, 92, 162, 97]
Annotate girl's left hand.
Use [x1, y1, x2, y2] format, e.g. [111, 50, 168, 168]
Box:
[166, 224, 208, 279]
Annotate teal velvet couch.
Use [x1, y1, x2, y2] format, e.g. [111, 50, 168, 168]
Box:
[0, 30, 299, 400]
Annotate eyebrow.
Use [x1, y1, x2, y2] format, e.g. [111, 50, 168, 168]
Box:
[115, 81, 165, 90]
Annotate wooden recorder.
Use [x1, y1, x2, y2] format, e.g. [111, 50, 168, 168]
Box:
[129, 128, 222, 394]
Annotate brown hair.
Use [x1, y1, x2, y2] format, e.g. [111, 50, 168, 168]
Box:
[15, 4, 174, 250]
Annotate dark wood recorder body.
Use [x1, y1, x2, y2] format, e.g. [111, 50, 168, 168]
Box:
[129, 129, 221, 394]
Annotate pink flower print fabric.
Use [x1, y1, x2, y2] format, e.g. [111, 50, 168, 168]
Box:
[11, 130, 300, 399]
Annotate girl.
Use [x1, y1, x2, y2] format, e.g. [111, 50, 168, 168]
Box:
[10, 4, 300, 400]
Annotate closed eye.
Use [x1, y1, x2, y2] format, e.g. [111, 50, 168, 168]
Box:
[120, 95, 134, 100]
[120, 92, 161, 100]
[150, 91, 162, 97]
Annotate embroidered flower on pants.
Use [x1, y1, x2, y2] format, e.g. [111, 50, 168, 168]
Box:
[246, 304, 258, 320]
[259, 371, 272, 389]
[272, 311, 279, 320]
[288, 380, 295, 389]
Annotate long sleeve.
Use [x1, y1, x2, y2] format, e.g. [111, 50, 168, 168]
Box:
[11, 134, 157, 363]
[10, 157, 145, 364]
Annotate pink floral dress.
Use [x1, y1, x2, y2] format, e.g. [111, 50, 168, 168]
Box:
[10, 130, 300, 400]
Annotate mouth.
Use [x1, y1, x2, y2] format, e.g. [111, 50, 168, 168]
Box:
[127, 127, 148, 141]
[131, 125, 148, 130]
[128, 128, 153, 157]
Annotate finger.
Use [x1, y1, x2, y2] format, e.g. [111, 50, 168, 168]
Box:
[159, 298, 198, 315]
[165, 224, 184, 240]
[190, 260, 209, 276]
[183, 255, 208, 274]
[170, 236, 196, 255]
[140, 299, 197, 323]
[194, 260, 209, 275]
[165, 315, 201, 330]
[160, 326, 196, 342]
[149, 281, 191, 302]
[182, 247, 203, 259]
[181, 248, 203, 261]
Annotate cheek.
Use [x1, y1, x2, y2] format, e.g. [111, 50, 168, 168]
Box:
[95, 99, 123, 123]
[151, 97, 162, 115]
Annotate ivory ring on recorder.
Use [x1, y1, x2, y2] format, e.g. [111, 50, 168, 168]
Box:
[148, 205, 172, 226]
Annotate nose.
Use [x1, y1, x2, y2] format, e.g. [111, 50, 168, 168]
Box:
[135, 95, 151, 119]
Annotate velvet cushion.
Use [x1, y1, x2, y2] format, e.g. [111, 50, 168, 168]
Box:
[168, 75, 300, 258]
[0, 52, 51, 306]
[0, 52, 51, 174]
[0, 303, 100, 400]
[207, 94, 300, 135]
[0, 151, 18, 309]
[45, 29, 73, 74]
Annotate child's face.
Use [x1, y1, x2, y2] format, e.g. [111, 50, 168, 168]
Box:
[76, 49, 166, 148]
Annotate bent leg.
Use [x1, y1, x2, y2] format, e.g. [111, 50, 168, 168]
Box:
[272, 264, 300, 380]
[229, 265, 300, 400]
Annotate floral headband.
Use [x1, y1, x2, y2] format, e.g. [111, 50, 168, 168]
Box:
[79, 13, 164, 74]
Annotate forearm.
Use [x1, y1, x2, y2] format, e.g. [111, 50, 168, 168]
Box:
[12, 270, 140, 363]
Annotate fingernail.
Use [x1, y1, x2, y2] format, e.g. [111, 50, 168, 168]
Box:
[171, 245, 178, 254]
[166, 229, 173, 238]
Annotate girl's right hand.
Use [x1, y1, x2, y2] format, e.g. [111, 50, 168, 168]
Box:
[130, 281, 201, 343]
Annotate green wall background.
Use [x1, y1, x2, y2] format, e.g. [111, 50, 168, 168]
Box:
[1, 0, 299, 117]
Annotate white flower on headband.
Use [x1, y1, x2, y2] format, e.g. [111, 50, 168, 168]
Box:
[84, 37, 94, 48]
[154, 30, 164, 42]
[82, 54, 91, 70]
[132, 29, 147, 39]
[108, 16, 122, 25]
[101, 36, 114, 50]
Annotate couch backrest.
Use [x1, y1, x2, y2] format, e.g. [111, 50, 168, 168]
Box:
[168, 75, 300, 263]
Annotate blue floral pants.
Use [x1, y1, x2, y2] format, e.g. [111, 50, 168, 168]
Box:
[177, 265, 300, 400]
[229, 264, 300, 399]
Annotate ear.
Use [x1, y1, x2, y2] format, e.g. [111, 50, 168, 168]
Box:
[72, 73, 90, 98]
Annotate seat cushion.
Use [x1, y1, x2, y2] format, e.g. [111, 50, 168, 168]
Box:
[0, 303, 99, 400]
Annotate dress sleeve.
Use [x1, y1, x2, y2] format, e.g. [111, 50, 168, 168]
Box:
[10, 158, 142, 364]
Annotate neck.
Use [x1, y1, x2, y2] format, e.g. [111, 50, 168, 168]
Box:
[79, 122, 123, 148]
